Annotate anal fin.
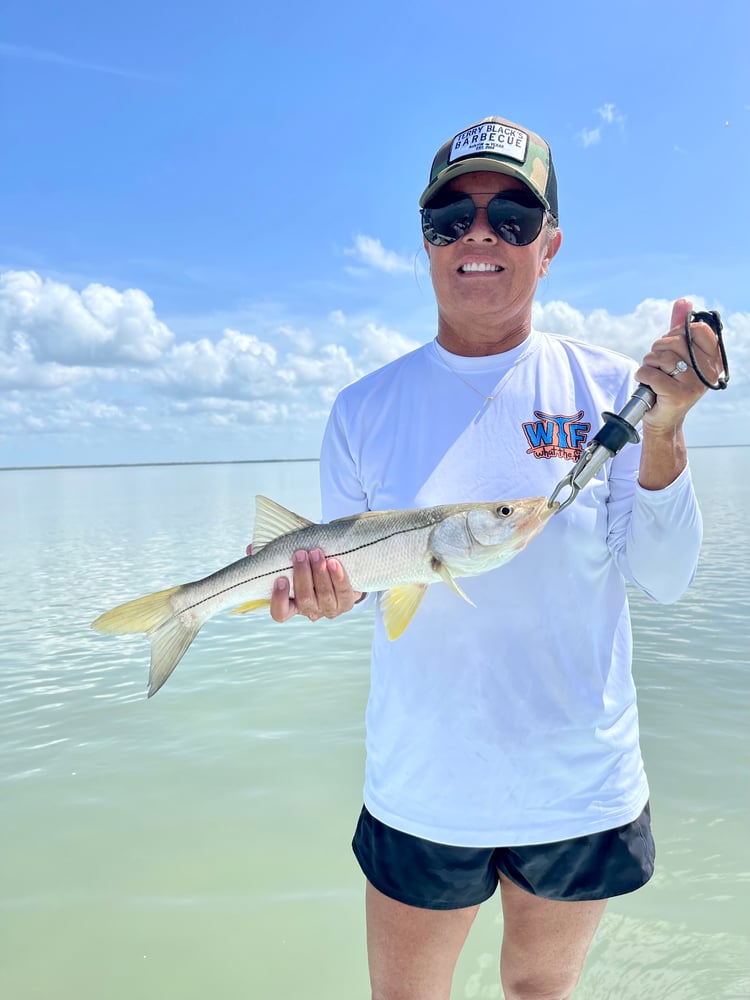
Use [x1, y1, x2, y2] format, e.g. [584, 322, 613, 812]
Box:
[230, 599, 272, 616]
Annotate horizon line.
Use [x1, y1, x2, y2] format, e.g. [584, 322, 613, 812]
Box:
[1, 442, 747, 474]
[0, 457, 320, 473]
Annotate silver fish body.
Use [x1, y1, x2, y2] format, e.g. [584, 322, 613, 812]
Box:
[92, 494, 554, 696]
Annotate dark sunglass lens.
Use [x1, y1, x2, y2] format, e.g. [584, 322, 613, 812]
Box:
[422, 197, 476, 246]
[487, 197, 544, 246]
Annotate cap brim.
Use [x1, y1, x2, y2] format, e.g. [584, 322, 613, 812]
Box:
[419, 158, 550, 210]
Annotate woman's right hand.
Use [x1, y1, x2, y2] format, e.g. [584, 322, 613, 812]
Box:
[246, 544, 363, 623]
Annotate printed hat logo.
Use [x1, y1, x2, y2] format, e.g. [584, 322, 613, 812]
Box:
[449, 122, 528, 165]
[419, 115, 558, 219]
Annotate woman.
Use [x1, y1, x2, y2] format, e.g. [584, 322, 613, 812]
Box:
[269, 116, 722, 1000]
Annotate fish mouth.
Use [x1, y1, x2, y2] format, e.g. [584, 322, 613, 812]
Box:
[458, 262, 504, 274]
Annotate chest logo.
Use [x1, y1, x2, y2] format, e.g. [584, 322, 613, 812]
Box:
[522, 410, 591, 462]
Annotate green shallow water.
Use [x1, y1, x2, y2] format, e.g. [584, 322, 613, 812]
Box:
[1, 450, 748, 998]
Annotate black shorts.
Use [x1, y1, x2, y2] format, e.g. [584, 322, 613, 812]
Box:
[352, 803, 655, 909]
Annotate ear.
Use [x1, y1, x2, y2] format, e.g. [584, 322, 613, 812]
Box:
[539, 228, 562, 277]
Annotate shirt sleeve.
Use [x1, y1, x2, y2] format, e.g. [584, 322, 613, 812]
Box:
[319, 395, 369, 522]
[319, 395, 376, 611]
[606, 462, 703, 604]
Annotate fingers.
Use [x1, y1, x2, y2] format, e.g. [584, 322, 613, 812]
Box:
[636, 299, 725, 429]
[269, 575, 296, 623]
[669, 297, 692, 331]
[641, 300, 723, 391]
[269, 550, 362, 624]
[293, 550, 331, 620]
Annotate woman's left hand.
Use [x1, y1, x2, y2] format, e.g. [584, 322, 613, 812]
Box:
[636, 298, 725, 432]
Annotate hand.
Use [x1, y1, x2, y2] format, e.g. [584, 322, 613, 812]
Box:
[246, 544, 364, 623]
[636, 298, 725, 432]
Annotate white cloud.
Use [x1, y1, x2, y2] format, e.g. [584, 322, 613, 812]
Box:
[577, 103, 625, 147]
[344, 235, 414, 274]
[534, 298, 748, 386]
[578, 127, 601, 148]
[0, 270, 173, 373]
[597, 103, 625, 127]
[1, 269, 746, 462]
[534, 297, 677, 358]
[356, 321, 421, 370]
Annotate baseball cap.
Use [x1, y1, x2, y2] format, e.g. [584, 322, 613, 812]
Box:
[419, 116, 558, 219]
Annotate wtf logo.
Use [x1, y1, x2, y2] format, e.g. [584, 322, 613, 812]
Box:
[522, 411, 591, 462]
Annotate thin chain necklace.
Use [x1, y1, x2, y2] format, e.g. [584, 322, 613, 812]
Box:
[433, 340, 518, 404]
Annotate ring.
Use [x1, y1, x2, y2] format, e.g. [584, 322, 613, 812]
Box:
[668, 360, 688, 377]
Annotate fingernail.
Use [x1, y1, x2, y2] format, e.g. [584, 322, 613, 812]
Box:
[327, 558, 341, 574]
[294, 550, 307, 564]
[274, 577, 288, 591]
[310, 549, 322, 563]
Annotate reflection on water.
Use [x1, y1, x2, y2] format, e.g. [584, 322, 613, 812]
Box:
[459, 911, 750, 999]
[1, 453, 748, 998]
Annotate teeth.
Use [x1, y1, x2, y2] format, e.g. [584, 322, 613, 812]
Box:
[460, 263, 502, 272]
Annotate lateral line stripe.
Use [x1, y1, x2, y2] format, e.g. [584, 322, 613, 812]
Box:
[180, 522, 431, 615]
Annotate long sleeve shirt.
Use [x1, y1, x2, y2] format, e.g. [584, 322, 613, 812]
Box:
[320, 330, 702, 846]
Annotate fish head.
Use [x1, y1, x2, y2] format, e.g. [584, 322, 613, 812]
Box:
[432, 496, 556, 577]
[467, 496, 554, 550]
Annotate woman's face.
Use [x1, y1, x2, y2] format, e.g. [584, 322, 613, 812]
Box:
[425, 171, 561, 353]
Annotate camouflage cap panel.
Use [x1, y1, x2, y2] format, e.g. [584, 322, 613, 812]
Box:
[419, 117, 558, 219]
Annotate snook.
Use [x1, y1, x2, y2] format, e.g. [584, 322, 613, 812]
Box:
[92, 494, 555, 697]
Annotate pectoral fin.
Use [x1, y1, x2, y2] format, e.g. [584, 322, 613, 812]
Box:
[380, 584, 428, 640]
[433, 561, 475, 607]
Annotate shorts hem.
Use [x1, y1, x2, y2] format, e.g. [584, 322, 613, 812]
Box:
[352, 839, 496, 911]
[495, 859, 655, 902]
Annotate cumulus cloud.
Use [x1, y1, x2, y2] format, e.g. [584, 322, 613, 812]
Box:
[534, 298, 747, 389]
[1, 268, 745, 461]
[0, 270, 421, 452]
[0, 270, 173, 376]
[533, 297, 674, 358]
[344, 235, 414, 274]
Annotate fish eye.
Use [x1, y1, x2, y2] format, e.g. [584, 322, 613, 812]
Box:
[496, 504, 514, 517]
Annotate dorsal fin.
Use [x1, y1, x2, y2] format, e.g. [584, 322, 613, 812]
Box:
[330, 509, 397, 523]
[252, 495, 315, 551]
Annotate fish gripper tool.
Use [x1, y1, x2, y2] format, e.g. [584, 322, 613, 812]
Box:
[548, 310, 728, 513]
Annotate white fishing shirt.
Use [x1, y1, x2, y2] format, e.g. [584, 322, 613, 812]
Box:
[320, 330, 702, 847]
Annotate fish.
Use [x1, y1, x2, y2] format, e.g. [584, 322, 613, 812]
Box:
[91, 494, 555, 697]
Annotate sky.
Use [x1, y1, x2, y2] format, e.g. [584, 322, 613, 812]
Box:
[1, 0, 748, 467]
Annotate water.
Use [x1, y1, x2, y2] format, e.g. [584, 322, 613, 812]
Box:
[0, 451, 748, 999]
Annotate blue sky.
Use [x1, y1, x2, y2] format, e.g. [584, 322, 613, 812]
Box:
[1, 0, 748, 466]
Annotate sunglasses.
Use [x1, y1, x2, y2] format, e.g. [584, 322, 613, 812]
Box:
[421, 191, 547, 248]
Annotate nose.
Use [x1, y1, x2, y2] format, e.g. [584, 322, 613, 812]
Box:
[463, 205, 498, 244]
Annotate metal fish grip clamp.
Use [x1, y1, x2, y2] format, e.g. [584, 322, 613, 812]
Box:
[548, 310, 730, 513]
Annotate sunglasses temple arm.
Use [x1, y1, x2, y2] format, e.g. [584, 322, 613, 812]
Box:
[548, 385, 656, 512]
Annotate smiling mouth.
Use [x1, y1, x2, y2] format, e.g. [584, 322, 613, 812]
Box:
[458, 263, 504, 273]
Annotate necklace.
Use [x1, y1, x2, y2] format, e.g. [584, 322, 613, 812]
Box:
[433, 340, 510, 403]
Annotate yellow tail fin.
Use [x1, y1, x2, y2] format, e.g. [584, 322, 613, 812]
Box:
[91, 585, 201, 697]
[92, 586, 182, 635]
